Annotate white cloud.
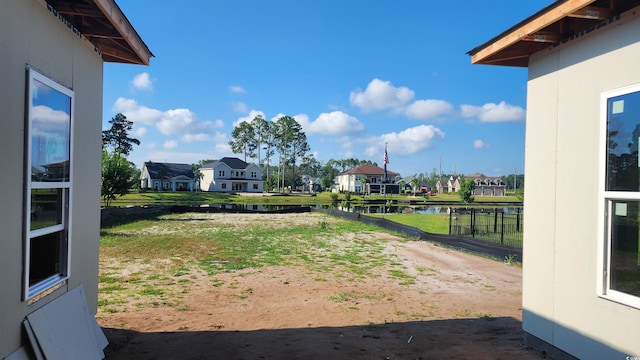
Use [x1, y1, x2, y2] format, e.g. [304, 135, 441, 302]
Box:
[233, 109, 266, 127]
[460, 101, 525, 122]
[33, 105, 68, 123]
[380, 125, 445, 154]
[307, 111, 364, 135]
[231, 101, 248, 113]
[181, 133, 212, 142]
[131, 72, 153, 91]
[134, 127, 147, 137]
[157, 108, 196, 135]
[405, 99, 453, 119]
[113, 97, 219, 136]
[349, 78, 414, 112]
[163, 140, 178, 149]
[229, 85, 246, 93]
[113, 97, 162, 125]
[473, 139, 490, 149]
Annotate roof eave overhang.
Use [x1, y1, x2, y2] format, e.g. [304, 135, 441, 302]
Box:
[469, 0, 599, 67]
[92, 0, 153, 65]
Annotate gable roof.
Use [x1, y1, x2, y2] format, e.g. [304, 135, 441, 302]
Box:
[201, 157, 252, 170]
[468, 0, 639, 67]
[45, 0, 153, 64]
[144, 162, 194, 179]
[338, 163, 398, 177]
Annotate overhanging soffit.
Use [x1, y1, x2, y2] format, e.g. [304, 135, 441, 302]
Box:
[468, 0, 640, 67]
[46, 0, 153, 65]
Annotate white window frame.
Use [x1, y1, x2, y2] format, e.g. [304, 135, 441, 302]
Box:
[598, 83, 640, 310]
[24, 67, 74, 301]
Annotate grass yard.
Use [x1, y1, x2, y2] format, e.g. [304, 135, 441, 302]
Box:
[98, 212, 412, 314]
[366, 213, 451, 234]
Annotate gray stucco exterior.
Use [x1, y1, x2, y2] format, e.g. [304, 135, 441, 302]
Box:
[522, 7, 640, 359]
[0, 1, 149, 357]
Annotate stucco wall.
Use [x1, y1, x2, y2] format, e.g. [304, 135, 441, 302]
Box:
[0, 0, 103, 356]
[524, 10, 640, 359]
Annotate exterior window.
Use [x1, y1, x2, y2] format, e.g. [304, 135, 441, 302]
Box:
[251, 171, 256, 178]
[218, 170, 225, 177]
[221, 183, 227, 189]
[25, 68, 73, 300]
[252, 184, 258, 190]
[602, 84, 640, 308]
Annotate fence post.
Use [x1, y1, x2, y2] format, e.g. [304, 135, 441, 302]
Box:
[449, 208, 452, 235]
[494, 208, 498, 233]
[501, 211, 504, 245]
[471, 208, 475, 238]
[517, 207, 521, 232]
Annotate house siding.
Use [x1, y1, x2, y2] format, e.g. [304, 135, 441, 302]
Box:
[523, 10, 640, 358]
[199, 160, 263, 193]
[0, 0, 103, 356]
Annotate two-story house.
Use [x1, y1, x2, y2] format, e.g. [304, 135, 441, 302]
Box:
[466, 173, 506, 196]
[435, 176, 461, 194]
[199, 157, 263, 193]
[334, 163, 399, 195]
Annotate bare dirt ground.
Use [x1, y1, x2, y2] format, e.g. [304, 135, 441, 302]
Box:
[98, 214, 543, 360]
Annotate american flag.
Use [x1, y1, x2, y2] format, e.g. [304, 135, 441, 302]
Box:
[383, 144, 388, 181]
[383, 144, 389, 165]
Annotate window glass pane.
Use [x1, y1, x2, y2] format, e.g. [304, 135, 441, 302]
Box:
[31, 79, 71, 182]
[29, 231, 63, 286]
[30, 189, 63, 231]
[610, 200, 640, 297]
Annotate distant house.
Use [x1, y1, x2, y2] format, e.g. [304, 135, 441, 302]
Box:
[401, 176, 430, 194]
[198, 157, 263, 193]
[141, 162, 196, 191]
[469, 0, 640, 358]
[300, 175, 322, 193]
[435, 176, 461, 193]
[466, 173, 506, 196]
[334, 163, 399, 195]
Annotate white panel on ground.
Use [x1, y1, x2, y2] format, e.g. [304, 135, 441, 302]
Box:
[24, 285, 108, 360]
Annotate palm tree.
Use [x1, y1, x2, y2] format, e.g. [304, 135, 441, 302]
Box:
[359, 176, 368, 195]
[410, 177, 420, 196]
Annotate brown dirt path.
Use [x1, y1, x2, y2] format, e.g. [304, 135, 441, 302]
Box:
[99, 224, 543, 359]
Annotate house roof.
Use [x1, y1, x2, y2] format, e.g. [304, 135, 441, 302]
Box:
[339, 163, 398, 177]
[144, 162, 194, 180]
[468, 0, 640, 67]
[201, 157, 252, 170]
[45, 0, 153, 65]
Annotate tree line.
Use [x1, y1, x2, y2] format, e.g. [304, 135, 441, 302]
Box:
[100, 112, 525, 204]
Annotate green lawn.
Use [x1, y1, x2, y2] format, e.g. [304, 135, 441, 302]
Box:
[103, 191, 522, 207]
[366, 213, 450, 234]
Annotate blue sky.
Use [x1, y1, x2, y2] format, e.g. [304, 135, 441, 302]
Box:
[103, 1, 551, 178]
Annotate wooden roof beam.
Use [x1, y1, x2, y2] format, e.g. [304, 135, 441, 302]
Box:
[522, 31, 561, 43]
[91, 0, 153, 65]
[471, 0, 597, 64]
[568, 6, 612, 19]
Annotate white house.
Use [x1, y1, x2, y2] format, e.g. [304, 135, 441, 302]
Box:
[199, 157, 264, 193]
[334, 163, 399, 194]
[0, 0, 151, 358]
[141, 162, 196, 191]
[435, 176, 461, 194]
[470, 0, 640, 358]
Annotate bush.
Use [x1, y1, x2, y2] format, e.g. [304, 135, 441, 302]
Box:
[329, 192, 339, 202]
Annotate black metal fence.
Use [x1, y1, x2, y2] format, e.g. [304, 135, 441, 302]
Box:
[449, 208, 523, 248]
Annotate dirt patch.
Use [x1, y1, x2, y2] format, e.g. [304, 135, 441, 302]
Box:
[98, 213, 542, 359]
